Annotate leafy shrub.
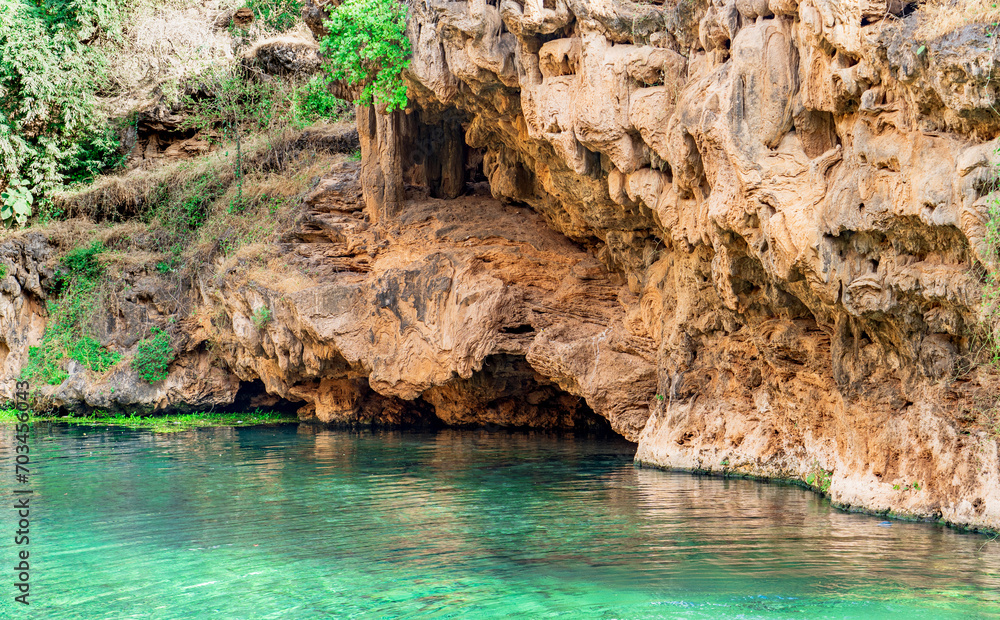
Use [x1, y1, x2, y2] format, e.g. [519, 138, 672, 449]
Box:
[0, 0, 124, 220]
[319, 0, 411, 111]
[155, 258, 180, 274]
[295, 75, 352, 123]
[133, 327, 175, 383]
[1, 181, 32, 228]
[61, 240, 106, 281]
[23, 344, 70, 386]
[59, 124, 124, 186]
[805, 464, 832, 494]
[70, 336, 121, 373]
[247, 0, 302, 31]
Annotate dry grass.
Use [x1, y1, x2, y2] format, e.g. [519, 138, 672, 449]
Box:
[0, 218, 100, 253]
[53, 122, 355, 222]
[98, 0, 311, 115]
[914, 0, 1000, 39]
[52, 148, 236, 221]
[222, 248, 319, 294]
[99, 0, 238, 113]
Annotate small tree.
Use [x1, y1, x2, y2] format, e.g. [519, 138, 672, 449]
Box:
[318, 0, 411, 111]
[181, 68, 279, 209]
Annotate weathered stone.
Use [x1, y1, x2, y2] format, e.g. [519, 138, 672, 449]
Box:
[4, 0, 1000, 533]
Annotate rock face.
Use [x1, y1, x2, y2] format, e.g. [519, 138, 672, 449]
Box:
[3, 0, 1000, 531]
[209, 162, 656, 438]
[393, 0, 1000, 529]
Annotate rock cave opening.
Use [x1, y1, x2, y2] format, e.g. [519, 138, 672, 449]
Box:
[402, 107, 490, 199]
[416, 354, 616, 436]
[221, 379, 305, 416]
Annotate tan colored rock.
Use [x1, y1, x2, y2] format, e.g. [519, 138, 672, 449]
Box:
[5, 0, 1000, 534]
[394, 0, 1000, 530]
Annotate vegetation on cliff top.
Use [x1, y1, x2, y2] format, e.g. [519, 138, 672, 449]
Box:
[319, 0, 411, 111]
[0, 0, 126, 221]
[0, 0, 340, 228]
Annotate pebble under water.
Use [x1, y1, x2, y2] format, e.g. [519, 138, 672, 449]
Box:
[0, 423, 998, 619]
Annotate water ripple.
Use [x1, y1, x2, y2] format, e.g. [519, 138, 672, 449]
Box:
[0, 424, 997, 619]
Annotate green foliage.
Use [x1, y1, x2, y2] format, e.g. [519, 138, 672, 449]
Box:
[61, 240, 106, 281]
[804, 464, 832, 494]
[252, 306, 272, 329]
[0, 0, 124, 220]
[182, 67, 282, 205]
[70, 335, 120, 372]
[182, 69, 281, 146]
[23, 344, 69, 385]
[21, 275, 118, 385]
[1, 180, 32, 227]
[892, 481, 923, 492]
[981, 191, 1000, 366]
[27, 0, 123, 32]
[294, 75, 351, 124]
[0, 262, 7, 278]
[319, 0, 411, 111]
[59, 123, 124, 186]
[155, 257, 180, 274]
[133, 327, 175, 384]
[145, 172, 227, 241]
[247, 0, 302, 31]
[29, 408, 296, 433]
[21, 239, 118, 384]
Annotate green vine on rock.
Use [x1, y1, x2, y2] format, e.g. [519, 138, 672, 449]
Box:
[21, 241, 119, 385]
[981, 187, 1000, 367]
[319, 0, 411, 112]
[133, 327, 175, 384]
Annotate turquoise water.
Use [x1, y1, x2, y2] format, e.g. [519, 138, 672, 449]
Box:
[0, 424, 998, 619]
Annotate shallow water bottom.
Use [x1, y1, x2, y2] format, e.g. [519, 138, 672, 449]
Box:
[0, 424, 998, 619]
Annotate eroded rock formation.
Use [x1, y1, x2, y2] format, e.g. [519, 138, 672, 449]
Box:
[193, 162, 655, 437]
[351, 0, 1000, 528]
[2, 0, 1000, 531]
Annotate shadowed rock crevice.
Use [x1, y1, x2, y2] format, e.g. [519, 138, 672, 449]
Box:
[295, 353, 613, 433]
[419, 353, 613, 432]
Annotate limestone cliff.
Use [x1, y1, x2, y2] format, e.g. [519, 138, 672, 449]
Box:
[387, 0, 1000, 530]
[2, 0, 1000, 531]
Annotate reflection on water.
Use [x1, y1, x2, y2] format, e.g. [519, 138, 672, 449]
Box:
[0, 424, 997, 619]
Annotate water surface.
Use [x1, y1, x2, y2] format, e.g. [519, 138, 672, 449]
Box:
[0, 424, 998, 619]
